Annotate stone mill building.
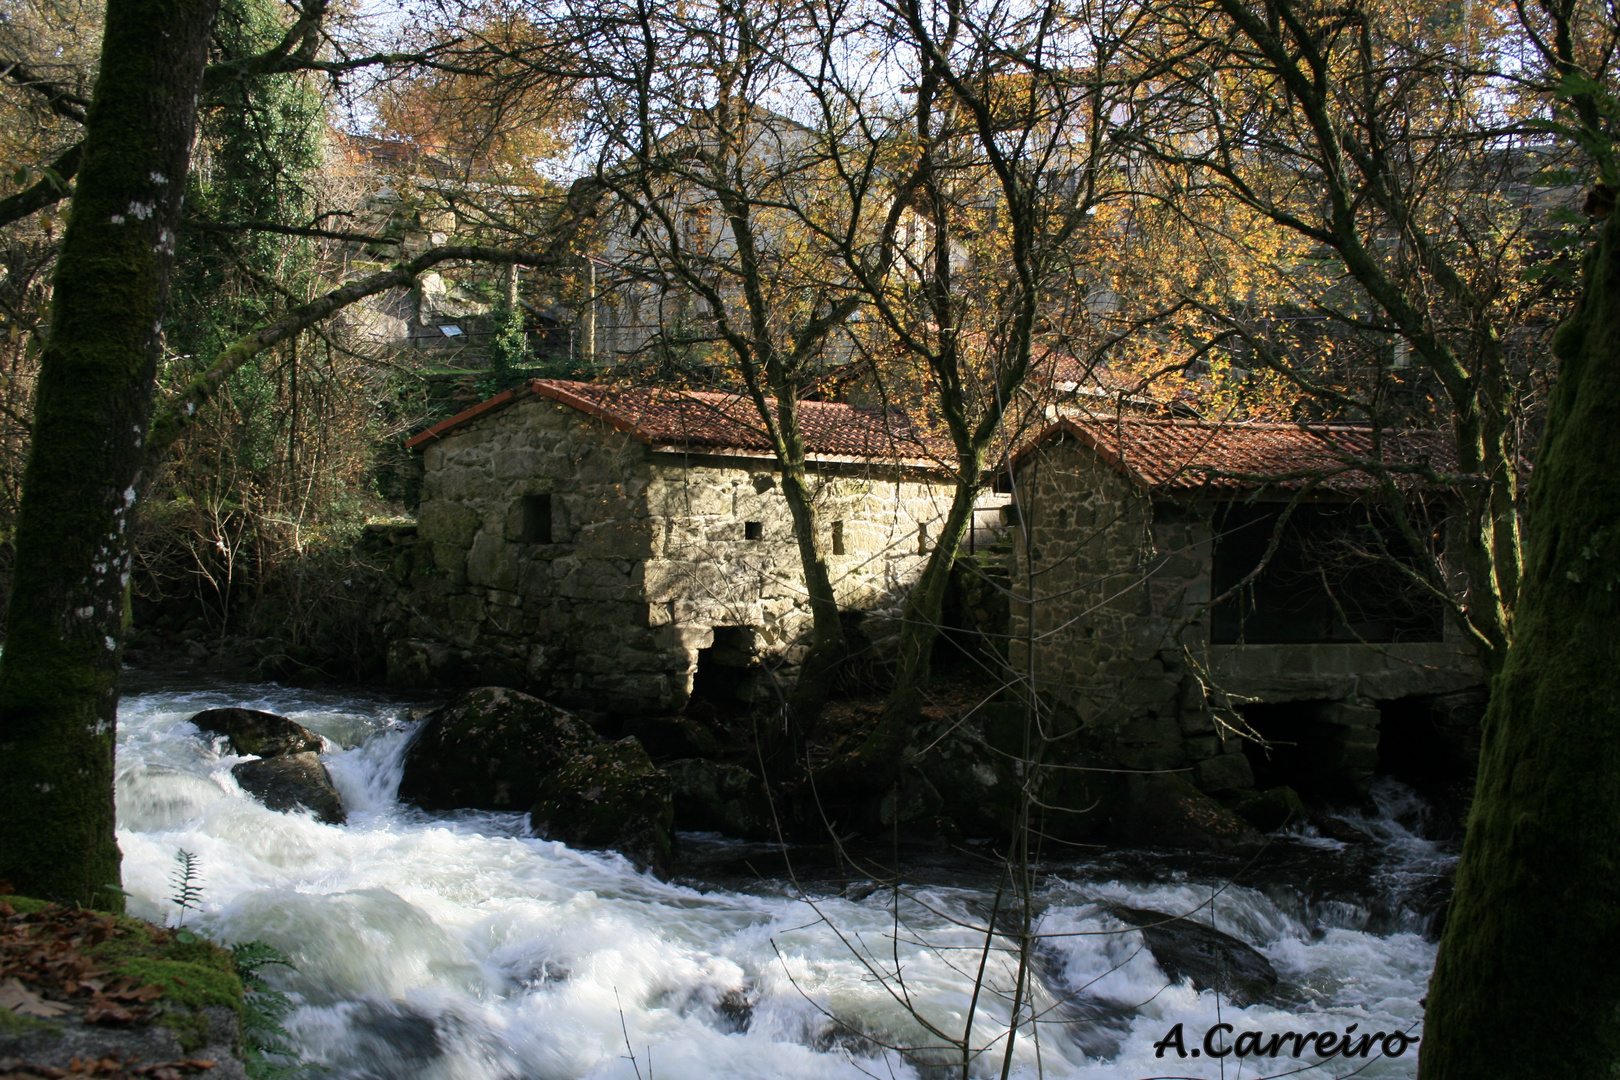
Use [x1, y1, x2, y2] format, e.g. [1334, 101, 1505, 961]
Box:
[382, 378, 1001, 712]
[1007, 415, 1485, 798]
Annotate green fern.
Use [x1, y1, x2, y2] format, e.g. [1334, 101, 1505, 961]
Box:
[166, 850, 314, 1078]
[233, 940, 314, 1079]
[168, 849, 204, 935]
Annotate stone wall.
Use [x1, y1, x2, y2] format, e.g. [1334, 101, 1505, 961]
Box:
[1008, 434, 1485, 796]
[642, 453, 960, 696]
[377, 395, 968, 712]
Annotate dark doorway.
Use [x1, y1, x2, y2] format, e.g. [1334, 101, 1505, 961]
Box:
[691, 627, 758, 710]
[1374, 691, 1483, 835]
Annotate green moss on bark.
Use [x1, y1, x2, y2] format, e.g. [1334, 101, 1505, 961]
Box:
[1418, 212, 1620, 1077]
[0, 0, 220, 906]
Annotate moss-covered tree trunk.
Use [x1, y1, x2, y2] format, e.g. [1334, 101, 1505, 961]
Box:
[0, 0, 219, 907]
[1417, 209, 1620, 1077]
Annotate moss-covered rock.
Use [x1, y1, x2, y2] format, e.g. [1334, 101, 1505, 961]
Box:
[1117, 773, 1261, 851]
[1228, 785, 1307, 833]
[909, 704, 1118, 843]
[188, 707, 322, 758]
[399, 686, 595, 811]
[531, 737, 674, 871]
[664, 759, 771, 839]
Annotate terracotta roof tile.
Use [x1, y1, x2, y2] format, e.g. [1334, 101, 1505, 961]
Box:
[1016, 416, 1463, 493]
[406, 379, 947, 464]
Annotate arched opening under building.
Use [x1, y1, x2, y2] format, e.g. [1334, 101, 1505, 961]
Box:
[690, 626, 762, 715]
[1240, 691, 1483, 818]
[1239, 699, 1379, 803]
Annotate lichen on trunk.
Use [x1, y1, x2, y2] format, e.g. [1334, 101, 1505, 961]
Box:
[0, 0, 220, 907]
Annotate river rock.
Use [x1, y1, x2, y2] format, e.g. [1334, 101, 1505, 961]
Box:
[189, 707, 322, 758]
[398, 687, 594, 811]
[1108, 904, 1279, 1005]
[1117, 773, 1262, 851]
[0, 1001, 247, 1080]
[664, 758, 770, 839]
[1310, 813, 1378, 845]
[1230, 786, 1308, 833]
[531, 737, 674, 871]
[232, 752, 346, 825]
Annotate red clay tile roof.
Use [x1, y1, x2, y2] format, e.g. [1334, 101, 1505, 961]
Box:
[405, 379, 947, 465]
[1015, 415, 1464, 493]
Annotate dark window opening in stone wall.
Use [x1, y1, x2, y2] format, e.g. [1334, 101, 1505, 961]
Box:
[745, 520, 763, 541]
[918, 523, 929, 555]
[520, 494, 552, 543]
[1211, 501, 1444, 644]
[832, 520, 845, 555]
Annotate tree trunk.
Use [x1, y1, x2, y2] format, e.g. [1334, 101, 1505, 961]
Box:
[1418, 209, 1620, 1077]
[0, 0, 219, 907]
[775, 388, 846, 746]
[860, 473, 981, 766]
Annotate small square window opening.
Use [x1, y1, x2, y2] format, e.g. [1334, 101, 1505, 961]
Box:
[520, 494, 552, 543]
[745, 521, 763, 541]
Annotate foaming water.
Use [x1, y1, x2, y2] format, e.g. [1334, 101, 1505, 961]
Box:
[114, 681, 1447, 1079]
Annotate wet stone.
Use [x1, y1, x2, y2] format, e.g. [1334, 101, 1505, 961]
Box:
[1108, 903, 1279, 1005]
[232, 752, 346, 825]
[188, 708, 321, 758]
[531, 736, 674, 872]
[398, 686, 595, 811]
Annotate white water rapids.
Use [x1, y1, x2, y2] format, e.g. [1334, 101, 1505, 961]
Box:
[112, 678, 1448, 1079]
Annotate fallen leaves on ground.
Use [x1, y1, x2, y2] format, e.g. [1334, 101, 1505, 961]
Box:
[0, 980, 70, 1019]
[0, 903, 166, 1027]
[0, 1054, 216, 1079]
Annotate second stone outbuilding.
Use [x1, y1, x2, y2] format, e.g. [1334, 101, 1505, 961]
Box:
[1006, 415, 1484, 799]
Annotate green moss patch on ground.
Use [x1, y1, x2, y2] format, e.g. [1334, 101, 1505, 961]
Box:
[0, 896, 242, 1049]
[0, 1004, 62, 1038]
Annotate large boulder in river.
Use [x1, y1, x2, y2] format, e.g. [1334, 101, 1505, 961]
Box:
[1108, 904, 1278, 1005]
[398, 686, 595, 811]
[531, 737, 674, 871]
[190, 707, 322, 757]
[664, 758, 771, 839]
[233, 752, 346, 825]
[1229, 785, 1308, 833]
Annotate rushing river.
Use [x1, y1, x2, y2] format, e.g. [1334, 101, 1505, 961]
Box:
[112, 674, 1452, 1079]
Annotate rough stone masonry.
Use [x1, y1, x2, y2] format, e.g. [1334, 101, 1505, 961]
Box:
[375, 379, 997, 712]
